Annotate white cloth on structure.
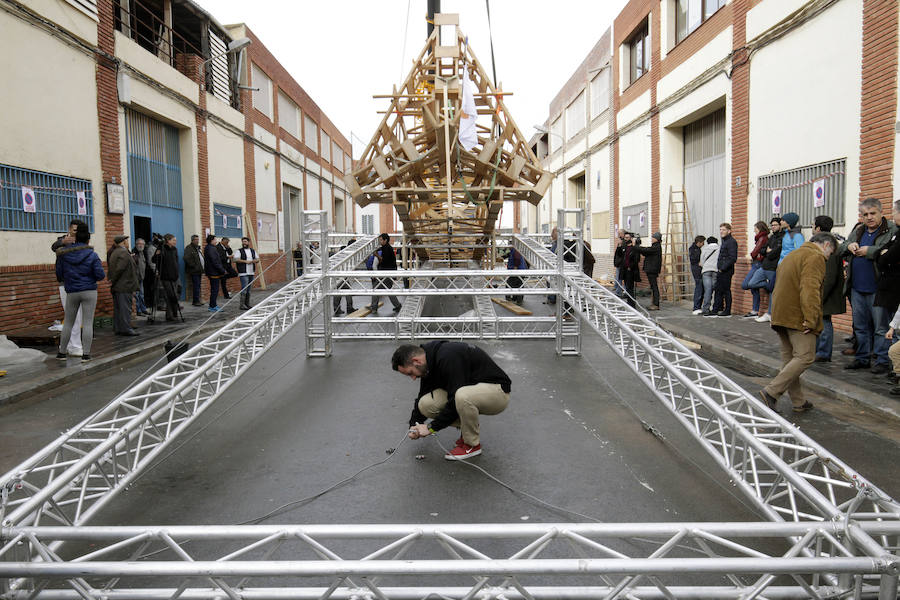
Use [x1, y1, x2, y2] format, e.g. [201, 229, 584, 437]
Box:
[458, 65, 478, 152]
[0, 335, 48, 365]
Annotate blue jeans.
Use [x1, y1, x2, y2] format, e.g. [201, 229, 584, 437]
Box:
[702, 272, 717, 312]
[134, 284, 147, 314]
[692, 274, 703, 310]
[816, 315, 833, 359]
[614, 267, 625, 297]
[239, 274, 253, 306]
[741, 262, 762, 313]
[190, 273, 202, 303]
[850, 289, 891, 366]
[747, 267, 776, 292]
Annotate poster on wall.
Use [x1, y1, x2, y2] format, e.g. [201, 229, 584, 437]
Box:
[277, 210, 285, 251]
[258, 212, 277, 241]
[222, 213, 228, 229]
[21, 186, 36, 213]
[639, 210, 646, 228]
[236, 215, 242, 230]
[106, 183, 124, 214]
[771, 189, 782, 215]
[813, 179, 825, 208]
[626, 215, 632, 229]
[76, 191, 87, 216]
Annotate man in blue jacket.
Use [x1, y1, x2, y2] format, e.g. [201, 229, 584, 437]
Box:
[713, 222, 738, 317]
[393, 341, 511, 460]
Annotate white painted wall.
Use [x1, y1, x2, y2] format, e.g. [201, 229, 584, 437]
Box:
[746, 0, 810, 41]
[0, 10, 103, 266]
[253, 124, 277, 216]
[589, 144, 611, 251]
[617, 89, 651, 129]
[617, 122, 652, 220]
[747, 0, 862, 236]
[208, 119, 246, 216]
[657, 27, 732, 101]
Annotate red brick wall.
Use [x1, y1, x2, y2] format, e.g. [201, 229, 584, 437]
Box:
[96, 0, 123, 250]
[728, 0, 753, 317]
[858, 0, 898, 211]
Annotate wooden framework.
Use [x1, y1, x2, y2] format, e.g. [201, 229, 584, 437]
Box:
[346, 15, 552, 262]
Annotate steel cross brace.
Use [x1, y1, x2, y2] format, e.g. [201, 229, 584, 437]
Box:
[555, 270, 900, 566]
[2, 522, 899, 600]
[0, 276, 326, 530]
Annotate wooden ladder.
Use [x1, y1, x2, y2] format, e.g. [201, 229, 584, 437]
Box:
[663, 187, 694, 302]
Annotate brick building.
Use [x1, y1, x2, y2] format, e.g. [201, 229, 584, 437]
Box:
[531, 0, 899, 329]
[0, 0, 352, 330]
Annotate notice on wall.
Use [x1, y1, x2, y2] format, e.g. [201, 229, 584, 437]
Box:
[21, 186, 36, 213]
[258, 212, 277, 241]
[639, 210, 646, 228]
[626, 215, 632, 229]
[813, 179, 825, 208]
[76, 191, 87, 216]
[771, 189, 782, 215]
[106, 183, 124, 214]
[236, 215, 242, 231]
[277, 210, 285, 251]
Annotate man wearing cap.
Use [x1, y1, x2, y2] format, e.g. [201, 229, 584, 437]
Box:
[778, 213, 804, 264]
[108, 235, 140, 336]
[640, 232, 663, 310]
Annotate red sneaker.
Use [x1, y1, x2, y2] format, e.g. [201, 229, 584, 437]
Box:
[454, 436, 465, 447]
[444, 443, 482, 460]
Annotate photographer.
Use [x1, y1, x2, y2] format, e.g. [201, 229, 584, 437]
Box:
[152, 234, 181, 322]
[613, 231, 641, 307]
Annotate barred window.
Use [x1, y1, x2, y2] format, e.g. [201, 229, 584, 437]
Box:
[362, 214, 374, 235]
[0, 163, 93, 233]
[757, 158, 846, 228]
[125, 109, 183, 209]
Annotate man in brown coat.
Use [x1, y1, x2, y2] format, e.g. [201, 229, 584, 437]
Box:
[759, 232, 837, 414]
[108, 235, 140, 336]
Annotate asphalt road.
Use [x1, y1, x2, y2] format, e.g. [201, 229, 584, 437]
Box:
[4, 300, 899, 589]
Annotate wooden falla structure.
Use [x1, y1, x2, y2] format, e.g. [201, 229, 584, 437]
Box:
[345, 13, 552, 264]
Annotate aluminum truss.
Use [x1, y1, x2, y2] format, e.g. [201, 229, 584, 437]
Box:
[0, 276, 325, 530]
[2, 522, 899, 599]
[3, 208, 900, 599]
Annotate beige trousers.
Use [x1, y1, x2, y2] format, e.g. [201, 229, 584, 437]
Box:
[889, 340, 900, 373]
[764, 326, 816, 408]
[417, 383, 510, 447]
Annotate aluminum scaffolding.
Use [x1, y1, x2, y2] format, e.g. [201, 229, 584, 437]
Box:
[2, 209, 899, 599]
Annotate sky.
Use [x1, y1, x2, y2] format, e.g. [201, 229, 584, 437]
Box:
[194, 0, 628, 157]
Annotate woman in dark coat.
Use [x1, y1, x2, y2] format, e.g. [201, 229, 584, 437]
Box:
[639, 232, 663, 310]
[203, 234, 227, 312]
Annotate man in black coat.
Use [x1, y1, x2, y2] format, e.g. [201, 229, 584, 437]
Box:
[153, 234, 181, 322]
[813, 216, 846, 361]
[640, 232, 663, 310]
[613, 231, 641, 308]
[689, 235, 705, 314]
[393, 341, 511, 460]
[713, 223, 738, 316]
[875, 200, 900, 374]
[368, 233, 402, 313]
[183, 234, 204, 306]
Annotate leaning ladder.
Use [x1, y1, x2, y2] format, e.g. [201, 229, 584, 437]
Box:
[663, 187, 693, 301]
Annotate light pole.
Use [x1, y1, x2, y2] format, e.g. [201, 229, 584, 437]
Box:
[534, 125, 565, 232]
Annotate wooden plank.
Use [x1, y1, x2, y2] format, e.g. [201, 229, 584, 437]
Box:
[491, 297, 532, 315]
[347, 301, 383, 318]
[434, 13, 459, 25]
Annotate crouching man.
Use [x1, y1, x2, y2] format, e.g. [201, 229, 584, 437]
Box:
[392, 341, 511, 460]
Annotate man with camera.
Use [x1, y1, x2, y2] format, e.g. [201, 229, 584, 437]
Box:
[152, 234, 181, 322]
[614, 231, 642, 307]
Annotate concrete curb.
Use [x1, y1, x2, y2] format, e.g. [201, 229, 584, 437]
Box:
[0, 322, 225, 407]
[660, 320, 900, 423]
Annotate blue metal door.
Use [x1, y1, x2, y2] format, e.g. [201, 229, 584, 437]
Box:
[125, 109, 186, 297]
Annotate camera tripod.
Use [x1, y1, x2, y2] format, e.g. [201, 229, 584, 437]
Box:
[146, 247, 185, 324]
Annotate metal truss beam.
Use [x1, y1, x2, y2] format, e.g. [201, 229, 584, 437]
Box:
[2, 522, 898, 599]
[0, 276, 325, 530]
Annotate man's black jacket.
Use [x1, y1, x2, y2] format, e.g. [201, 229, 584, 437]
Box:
[408, 341, 511, 431]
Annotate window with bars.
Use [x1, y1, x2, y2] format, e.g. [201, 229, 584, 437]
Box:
[0, 163, 94, 233]
[125, 109, 183, 209]
[362, 214, 374, 235]
[757, 159, 847, 228]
